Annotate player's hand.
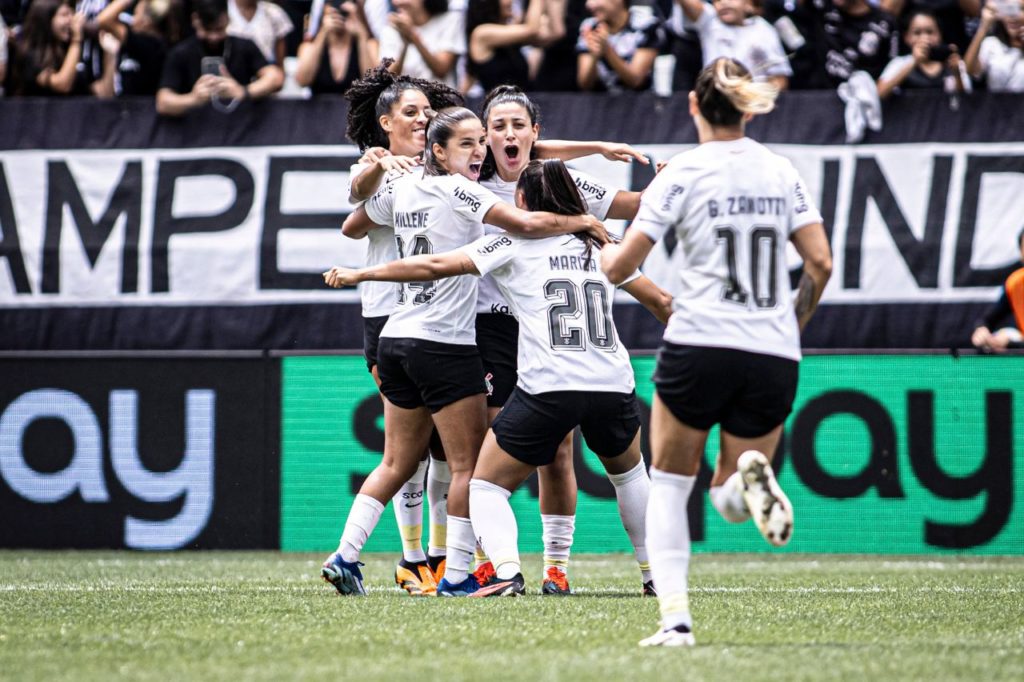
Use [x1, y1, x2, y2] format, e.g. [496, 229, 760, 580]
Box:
[378, 154, 420, 173]
[599, 142, 649, 164]
[359, 147, 391, 165]
[580, 215, 611, 245]
[324, 267, 361, 288]
[971, 325, 993, 349]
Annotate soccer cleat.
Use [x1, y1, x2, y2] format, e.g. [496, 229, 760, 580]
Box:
[738, 450, 794, 547]
[436, 574, 482, 597]
[639, 624, 696, 648]
[427, 554, 447, 584]
[321, 553, 367, 596]
[541, 567, 571, 596]
[472, 572, 526, 598]
[472, 560, 497, 587]
[642, 580, 657, 597]
[395, 559, 438, 596]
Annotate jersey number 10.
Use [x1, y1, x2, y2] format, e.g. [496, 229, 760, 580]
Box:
[715, 226, 779, 309]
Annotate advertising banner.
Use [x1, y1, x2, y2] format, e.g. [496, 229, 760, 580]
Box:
[0, 357, 278, 549]
[280, 354, 1024, 554]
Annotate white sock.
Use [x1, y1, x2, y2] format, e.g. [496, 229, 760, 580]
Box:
[470, 479, 521, 579]
[541, 514, 574, 577]
[393, 460, 427, 562]
[427, 457, 450, 558]
[442, 515, 475, 584]
[337, 494, 386, 563]
[607, 460, 652, 582]
[710, 472, 750, 523]
[647, 468, 696, 631]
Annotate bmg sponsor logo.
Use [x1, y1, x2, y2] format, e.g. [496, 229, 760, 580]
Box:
[453, 187, 482, 212]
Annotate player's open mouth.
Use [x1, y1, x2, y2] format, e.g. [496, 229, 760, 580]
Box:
[469, 162, 482, 174]
[504, 145, 520, 161]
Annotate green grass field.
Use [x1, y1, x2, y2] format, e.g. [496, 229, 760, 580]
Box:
[2, 552, 1022, 681]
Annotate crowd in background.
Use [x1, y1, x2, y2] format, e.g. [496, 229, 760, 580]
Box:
[0, 0, 1021, 112]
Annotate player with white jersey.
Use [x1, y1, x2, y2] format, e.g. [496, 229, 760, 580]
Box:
[475, 84, 648, 595]
[333, 61, 464, 597]
[324, 159, 672, 597]
[602, 58, 832, 647]
[321, 108, 609, 598]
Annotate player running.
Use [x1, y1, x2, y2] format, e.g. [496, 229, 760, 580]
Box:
[601, 58, 833, 646]
[321, 108, 608, 597]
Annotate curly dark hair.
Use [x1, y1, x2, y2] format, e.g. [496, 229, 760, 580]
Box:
[478, 84, 541, 182]
[344, 59, 464, 151]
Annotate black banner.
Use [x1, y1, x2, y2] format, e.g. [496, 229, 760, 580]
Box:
[0, 357, 279, 549]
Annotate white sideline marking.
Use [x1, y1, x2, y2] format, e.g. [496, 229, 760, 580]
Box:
[2, 584, 1020, 595]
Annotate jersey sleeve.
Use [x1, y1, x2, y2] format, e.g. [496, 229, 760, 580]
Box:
[363, 179, 396, 226]
[788, 164, 823, 233]
[630, 163, 688, 243]
[569, 169, 615, 220]
[463, 233, 520, 277]
[450, 178, 502, 228]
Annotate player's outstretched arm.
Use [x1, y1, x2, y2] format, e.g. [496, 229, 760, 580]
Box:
[324, 252, 479, 287]
[601, 227, 655, 285]
[620, 275, 673, 324]
[535, 140, 649, 164]
[483, 203, 610, 243]
[341, 205, 385, 240]
[790, 222, 833, 331]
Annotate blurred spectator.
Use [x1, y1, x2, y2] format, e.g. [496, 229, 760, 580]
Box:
[532, 0, 587, 90]
[156, 0, 283, 115]
[674, 0, 792, 88]
[294, 1, 376, 94]
[767, 0, 898, 89]
[6, 0, 116, 95]
[228, 0, 293, 63]
[96, 0, 181, 96]
[877, 10, 970, 97]
[880, 0, 979, 54]
[1, 12, 8, 92]
[971, 228, 1024, 352]
[965, 0, 1024, 91]
[576, 0, 664, 91]
[378, 0, 464, 88]
[1, 0, 29, 26]
[465, 0, 544, 92]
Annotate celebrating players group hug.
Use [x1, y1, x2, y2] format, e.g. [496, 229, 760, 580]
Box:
[320, 56, 833, 647]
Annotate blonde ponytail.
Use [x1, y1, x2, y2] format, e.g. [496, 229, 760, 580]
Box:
[695, 58, 778, 127]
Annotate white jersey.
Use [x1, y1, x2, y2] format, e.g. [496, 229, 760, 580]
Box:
[365, 172, 500, 345]
[464, 232, 638, 394]
[347, 162, 406, 318]
[476, 169, 617, 316]
[632, 137, 822, 361]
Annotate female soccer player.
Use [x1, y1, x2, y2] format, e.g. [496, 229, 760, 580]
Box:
[326, 158, 672, 597]
[601, 58, 833, 646]
[341, 61, 463, 596]
[321, 108, 608, 597]
[476, 84, 647, 594]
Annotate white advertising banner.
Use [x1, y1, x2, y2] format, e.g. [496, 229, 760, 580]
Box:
[1, 142, 1022, 307]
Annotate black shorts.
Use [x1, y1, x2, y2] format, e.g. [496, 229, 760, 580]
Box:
[377, 337, 487, 413]
[475, 313, 519, 408]
[362, 315, 389, 371]
[653, 342, 798, 438]
[492, 388, 641, 467]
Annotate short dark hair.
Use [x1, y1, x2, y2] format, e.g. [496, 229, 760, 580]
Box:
[192, 0, 227, 28]
[423, 107, 480, 176]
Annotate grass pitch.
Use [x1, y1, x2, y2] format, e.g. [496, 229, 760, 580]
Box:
[1, 552, 1022, 682]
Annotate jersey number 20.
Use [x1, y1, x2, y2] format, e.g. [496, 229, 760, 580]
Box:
[545, 279, 617, 351]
